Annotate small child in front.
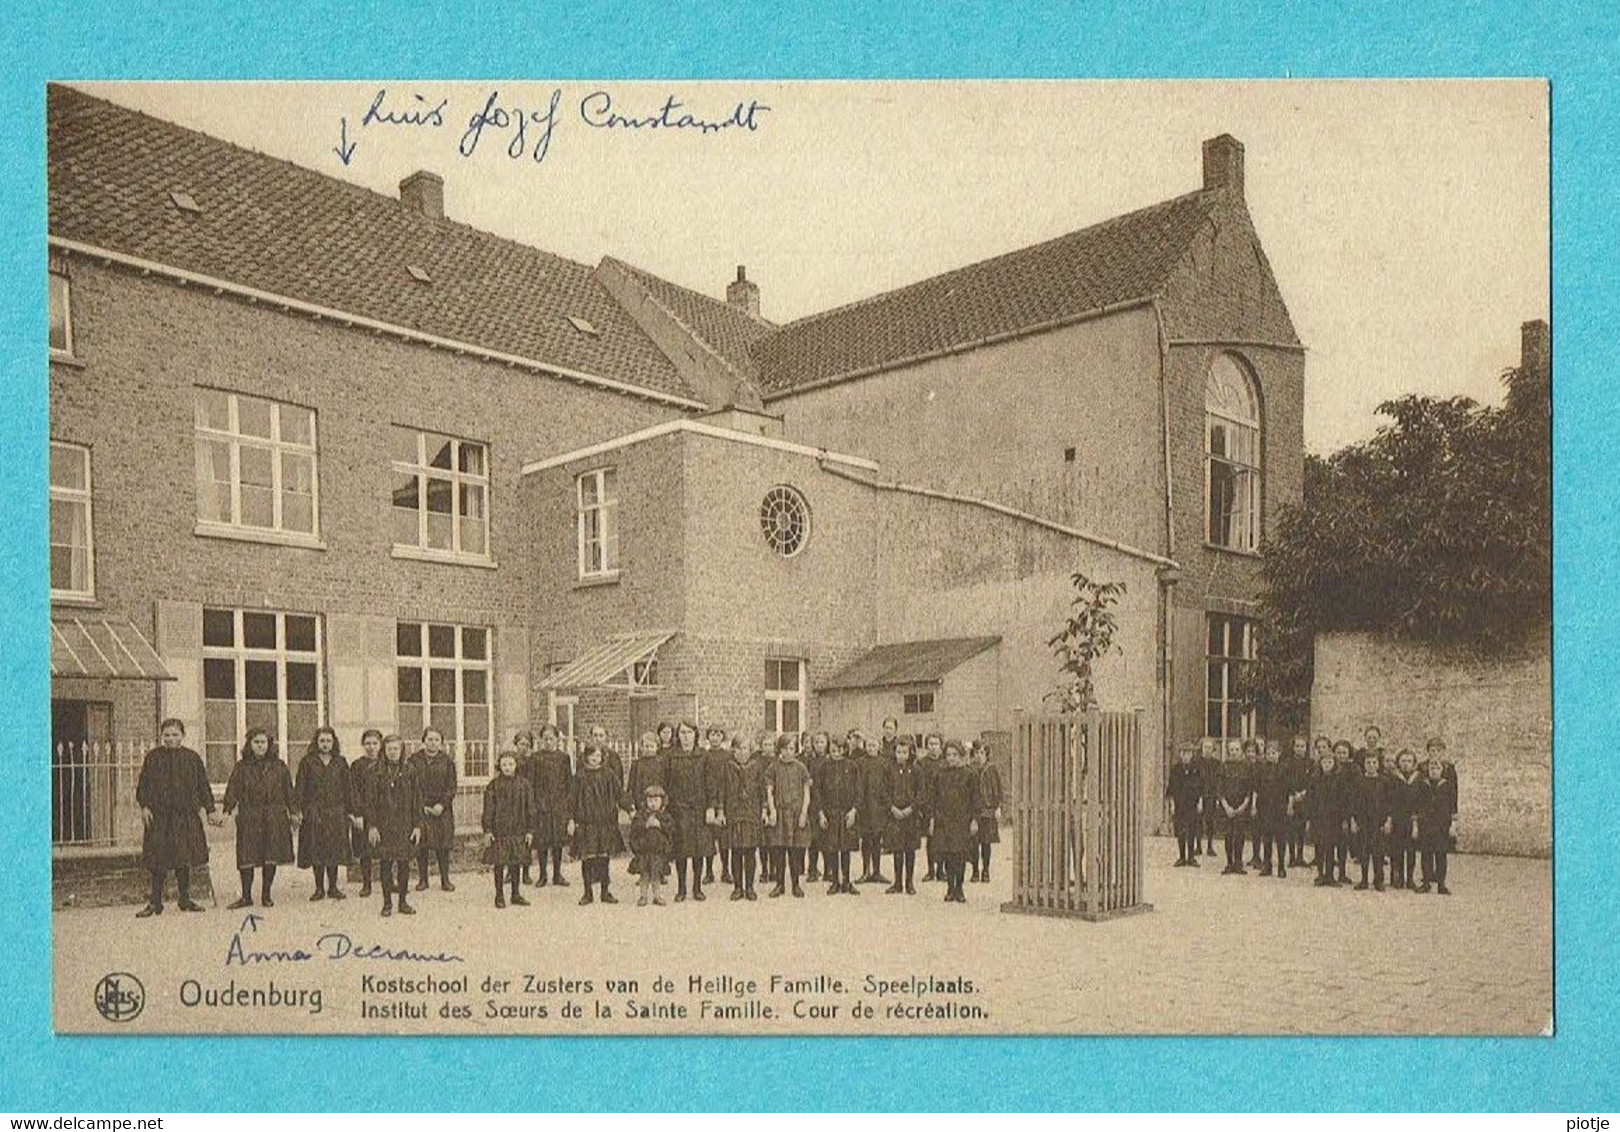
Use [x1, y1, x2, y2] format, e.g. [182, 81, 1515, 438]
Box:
[628, 785, 673, 906]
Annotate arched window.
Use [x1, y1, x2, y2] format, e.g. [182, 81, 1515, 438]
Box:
[1205, 353, 1261, 551]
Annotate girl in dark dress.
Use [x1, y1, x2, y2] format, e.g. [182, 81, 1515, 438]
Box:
[917, 733, 945, 881]
[1348, 749, 1391, 890]
[1386, 748, 1424, 891]
[1284, 736, 1313, 868]
[571, 745, 630, 905]
[1216, 739, 1254, 875]
[928, 739, 979, 903]
[1306, 748, 1344, 887]
[704, 725, 731, 885]
[717, 737, 767, 900]
[349, 729, 382, 897]
[764, 731, 812, 898]
[626, 731, 667, 828]
[1167, 741, 1204, 866]
[295, 726, 352, 900]
[1244, 739, 1266, 867]
[815, 734, 861, 895]
[971, 740, 1003, 883]
[366, 734, 421, 916]
[509, 731, 537, 883]
[135, 718, 221, 917]
[666, 721, 712, 902]
[804, 730, 830, 881]
[628, 785, 673, 906]
[884, 737, 922, 895]
[1197, 736, 1221, 858]
[854, 732, 891, 885]
[222, 728, 295, 909]
[412, 727, 458, 893]
[1255, 739, 1290, 879]
[482, 751, 535, 908]
[1416, 753, 1458, 895]
[528, 725, 573, 887]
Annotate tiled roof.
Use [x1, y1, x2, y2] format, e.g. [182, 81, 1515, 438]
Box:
[751, 191, 1223, 397]
[821, 636, 1001, 691]
[46, 84, 700, 404]
[610, 258, 774, 382]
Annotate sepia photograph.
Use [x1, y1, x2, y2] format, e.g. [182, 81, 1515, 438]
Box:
[44, 78, 1550, 1036]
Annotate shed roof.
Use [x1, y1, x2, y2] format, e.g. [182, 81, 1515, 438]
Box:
[821, 636, 1001, 691]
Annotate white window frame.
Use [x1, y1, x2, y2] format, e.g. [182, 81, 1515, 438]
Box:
[764, 658, 806, 734]
[194, 389, 321, 544]
[1205, 613, 1257, 740]
[49, 269, 74, 359]
[602, 656, 658, 689]
[548, 691, 578, 755]
[390, 427, 492, 564]
[395, 621, 495, 782]
[49, 441, 94, 603]
[1205, 354, 1262, 553]
[576, 467, 620, 580]
[201, 608, 325, 779]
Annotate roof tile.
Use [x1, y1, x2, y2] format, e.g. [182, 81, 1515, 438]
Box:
[47, 85, 700, 403]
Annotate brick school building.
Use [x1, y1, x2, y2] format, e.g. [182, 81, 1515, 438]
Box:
[46, 84, 1303, 853]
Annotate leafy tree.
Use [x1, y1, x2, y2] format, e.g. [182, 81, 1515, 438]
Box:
[1242, 360, 1551, 731]
[1047, 572, 1126, 713]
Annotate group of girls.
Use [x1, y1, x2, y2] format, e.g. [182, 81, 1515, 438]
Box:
[1164, 729, 1461, 895]
[130, 716, 1007, 919]
[492, 719, 1005, 909]
[132, 720, 461, 918]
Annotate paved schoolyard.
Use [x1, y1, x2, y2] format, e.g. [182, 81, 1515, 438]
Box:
[52, 837, 1551, 1035]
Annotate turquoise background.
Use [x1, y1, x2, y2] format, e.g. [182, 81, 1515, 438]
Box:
[1, 0, 1613, 1111]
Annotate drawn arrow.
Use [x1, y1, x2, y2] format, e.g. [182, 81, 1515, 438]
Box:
[239, 912, 263, 934]
[334, 117, 357, 166]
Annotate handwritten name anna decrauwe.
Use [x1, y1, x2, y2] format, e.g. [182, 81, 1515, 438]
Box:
[337, 86, 772, 167]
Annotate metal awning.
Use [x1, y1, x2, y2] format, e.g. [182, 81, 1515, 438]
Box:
[538, 631, 674, 691]
[51, 616, 175, 681]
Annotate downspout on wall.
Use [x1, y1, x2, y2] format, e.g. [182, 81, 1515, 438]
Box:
[1154, 300, 1180, 828]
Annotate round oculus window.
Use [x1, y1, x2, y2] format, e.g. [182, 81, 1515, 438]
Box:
[759, 485, 811, 557]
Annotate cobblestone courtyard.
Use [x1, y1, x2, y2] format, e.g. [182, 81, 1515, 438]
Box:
[53, 836, 1551, 1035]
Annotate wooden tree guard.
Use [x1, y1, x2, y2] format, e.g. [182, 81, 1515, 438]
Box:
[1001, 709, 1152, 921]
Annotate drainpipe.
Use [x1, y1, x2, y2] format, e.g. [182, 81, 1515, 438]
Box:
[1154, 301, 1178, 829]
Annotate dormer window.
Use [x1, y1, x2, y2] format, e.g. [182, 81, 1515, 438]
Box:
[168, 189, 203, 214]
[565, 315, 600, 337]
[406, 264, 432, 284]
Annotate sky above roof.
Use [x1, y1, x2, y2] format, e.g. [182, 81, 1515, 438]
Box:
[71, 80, 1547, 453]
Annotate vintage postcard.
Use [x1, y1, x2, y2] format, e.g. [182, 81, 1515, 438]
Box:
[45, 79, 1550, 1035]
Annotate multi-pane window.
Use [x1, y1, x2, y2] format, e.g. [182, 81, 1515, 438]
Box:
[576, 467, 619, 578]
[49, 442, 94, 601]
[202, 609, 323, 782]
[1206, 353, 1261, 551]
[902, 690, 935, 715]
[1205, 614, 1257, 740]
[194, 390, 319, 537]
[764, 658, 805, 734]
[49, 270, 73, 356]
[548, 691, 578, 754]
[396, 621, 493, 779]
[391, 428, 489, 559]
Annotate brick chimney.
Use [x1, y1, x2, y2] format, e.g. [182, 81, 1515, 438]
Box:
[726, 265, 760, 317]
[1521, 319, 1550, 384]
[1202, 134, 1245, 199]
[399, 171, 445, 220]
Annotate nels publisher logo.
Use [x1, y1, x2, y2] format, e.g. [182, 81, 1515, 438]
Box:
[93, 972, 145, 1023]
